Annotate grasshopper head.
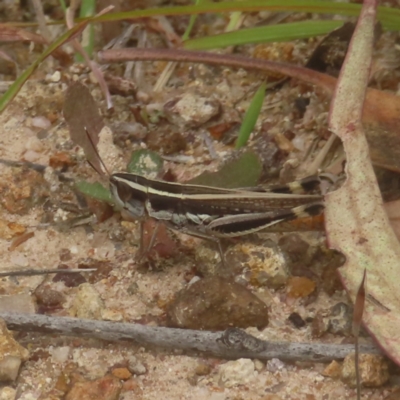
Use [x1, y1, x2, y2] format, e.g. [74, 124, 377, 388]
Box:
[109, 174, 146, 219]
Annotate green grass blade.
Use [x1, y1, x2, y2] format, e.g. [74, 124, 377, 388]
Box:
[92, 1, 362, 22]
[184, 20, 343, 50]
[77, 0, 96, 60]
[236, 82, 266, 149]
[90, 1, 400, 31]
[58, 0, 67, 13]
[9, 1, 400, 32]
[182, 0, 207, 41]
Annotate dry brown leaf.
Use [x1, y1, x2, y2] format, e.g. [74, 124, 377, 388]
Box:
[63, 82, 105, 177]
[0, 24, 48, 43]
[325, 0, 400, 364]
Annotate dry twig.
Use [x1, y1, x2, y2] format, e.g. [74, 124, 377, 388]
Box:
[0, 313, 380, 362]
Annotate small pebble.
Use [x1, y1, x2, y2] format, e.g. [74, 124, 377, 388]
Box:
[286, 276, 316, 298]
[164, 93, 220, 128]
[0, 387, 16, 400]
[322, 360, 341, 378]
[69, 283, 105, 320]
[0, 319, 29, 381]
[166, 277, 269, 330]
[0, 220, 25, 240]
[31, 116, 51, 129]
[111, 368, 132, 380]
[266, 358, 285, 373]
[101, 309, 123, 322]
[50, 346, 70, 364]
[65, 374, 121, 400]
[48, 71, 61, 82]
[341, 353, 389, 388]
[127, 356, 147, 376]
[194, 363, 211, 376]
[34, 285, 65, 307]
[253, 359, 265, 372]
[218, 359, 255, 388]
[22, 150, 40, 162]
[25, 137, 43, 152]
[223, 241, 289, 289]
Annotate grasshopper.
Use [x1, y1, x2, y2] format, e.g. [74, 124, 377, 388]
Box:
[80, 125, 324, 262]
[108, 172, 324, 261]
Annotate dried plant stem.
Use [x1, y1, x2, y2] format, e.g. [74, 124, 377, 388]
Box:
[0, 313, 381, 363]
[355, 337, 361, 400]
[30, 0, 53, 41]
[0, 268, 97, 278]
[305, 134, 338, 175]
[153, 61, 178, 92]
[98, 48, 337, 93]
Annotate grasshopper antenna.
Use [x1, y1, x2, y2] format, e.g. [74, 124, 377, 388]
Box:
[84, 126, 110, 177]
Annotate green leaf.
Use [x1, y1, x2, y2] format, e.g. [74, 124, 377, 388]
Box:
[188, 151, 262, 188]
[127, 149, 164, 176]
[236, 82, 266, 149]
[75, 181, 113, 203]
[184, 20, 344, 50]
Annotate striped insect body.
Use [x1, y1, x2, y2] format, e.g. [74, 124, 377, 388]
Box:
[87, 131, 324, 261]
[109, 172, 324, 241]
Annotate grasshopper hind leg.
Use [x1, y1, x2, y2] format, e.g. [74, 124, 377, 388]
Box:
[136, 219, 162, 263]
[136, 220, 226, 266]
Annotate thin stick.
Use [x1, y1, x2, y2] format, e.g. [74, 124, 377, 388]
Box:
[97, 48, 337, 93]
[0, 313, 381, 363]
[0, 268, 97, 278]
[0, 158, 47, 172]
[0, 158, 73, 182]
